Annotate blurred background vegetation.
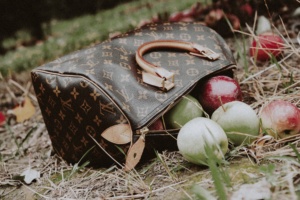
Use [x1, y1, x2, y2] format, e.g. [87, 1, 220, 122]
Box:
[0, 0, 298, 76]
[0, 0, 202, 75]
[0, 0, 135, 54]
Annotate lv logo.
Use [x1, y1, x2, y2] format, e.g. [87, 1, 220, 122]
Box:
[116, 87, 133, 102]
[146, 31, 162, 40]
[114, 46, 131, 55]
[99, 101, 116, 116]
[60, 98, 74, 112]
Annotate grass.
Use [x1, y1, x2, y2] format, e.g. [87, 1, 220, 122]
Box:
[1, 0, 300, 199]
[0, 0, 202, 76]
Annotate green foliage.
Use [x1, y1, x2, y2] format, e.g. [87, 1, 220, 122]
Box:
[259, 163, 276, 184]
[68, 146, 95, 179]
[0, 0, 199, 76]
[205, 144, 231, 200]
[289, 143, 300, 163]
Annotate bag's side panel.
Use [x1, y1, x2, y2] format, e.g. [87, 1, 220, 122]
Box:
[31, 71, 131, 167]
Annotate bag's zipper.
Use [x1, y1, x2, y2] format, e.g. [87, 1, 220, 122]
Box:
[136, 126, 150, 135]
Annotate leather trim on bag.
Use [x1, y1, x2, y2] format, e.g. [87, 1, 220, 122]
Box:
[101, 124, 132, 144]
[124, 135, 145, 171]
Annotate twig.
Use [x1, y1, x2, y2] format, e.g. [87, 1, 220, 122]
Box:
[8, 79, 37, 102]
[88, 134, 124, 169]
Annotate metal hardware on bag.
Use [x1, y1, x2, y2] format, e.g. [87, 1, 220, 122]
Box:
[136, 127, 149, 136]
[161, 77, 173, 92]
[136, 40, 220, 91]
[155, 67, 175, 91]
[190, 43, 220, 60]
[142, 71, 175, 91]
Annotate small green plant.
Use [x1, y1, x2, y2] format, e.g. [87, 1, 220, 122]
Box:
[224, 14, 249, 74]
[259, 163, 276, 185]
[289, 143, 300, 163]
[155, 151, 178, 181]
[5, 124, 36, 157]
[204, 144, 231, 200]
[67, 145, 94, 179]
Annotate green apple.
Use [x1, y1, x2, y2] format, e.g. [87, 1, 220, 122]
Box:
[177, 117, 228, 166]
[163, 94, 203, 129]
[211, 101, 260, 146]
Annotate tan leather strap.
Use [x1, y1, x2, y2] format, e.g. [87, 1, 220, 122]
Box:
[136, 40, 220, 91]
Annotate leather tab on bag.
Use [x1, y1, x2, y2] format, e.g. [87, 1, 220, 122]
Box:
[142, 71, 175, 91]
[124, 135, 145, 171]
[101, 124, 132, 145]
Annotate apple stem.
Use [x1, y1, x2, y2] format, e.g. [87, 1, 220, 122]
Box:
[218, 96, 226, 112]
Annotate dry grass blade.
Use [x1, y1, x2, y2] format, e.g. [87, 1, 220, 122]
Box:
[238, 134, 300, 163]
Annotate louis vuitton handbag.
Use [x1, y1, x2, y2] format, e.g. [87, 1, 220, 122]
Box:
[31, 22, 236, 170]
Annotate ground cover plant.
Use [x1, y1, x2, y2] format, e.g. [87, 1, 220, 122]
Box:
[1, 0, 300, 199]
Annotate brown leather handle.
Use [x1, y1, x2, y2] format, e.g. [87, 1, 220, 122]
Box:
[135, 40, 220, 91]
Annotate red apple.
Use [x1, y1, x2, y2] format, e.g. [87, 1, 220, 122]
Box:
[0, 111, 5, 126]
[169, 12, 184, 22]
[179, 17, 194, 22]
[226, 14, 240, 30]
[250, 32, 285, 61]
[260, 100, 300, 139]
[182, 2, 202, 18]
[204, 9, 224, 27]
[182, 9, 194, 19]
[149, 118, 164, 131]
[197, 76, 242, 115]
[169, 4, 199, 23]
[240, 3, 253, 17]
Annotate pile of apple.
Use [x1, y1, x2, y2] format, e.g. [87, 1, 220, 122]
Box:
[150, 75, 300, 166]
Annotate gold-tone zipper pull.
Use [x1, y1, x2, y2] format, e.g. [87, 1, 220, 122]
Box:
[190, 43, 220, 61]
[136, 127, 149, 135]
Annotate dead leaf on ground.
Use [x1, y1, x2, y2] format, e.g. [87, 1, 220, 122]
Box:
[20, 168, 40, 184]
[10, 96, 36, 123]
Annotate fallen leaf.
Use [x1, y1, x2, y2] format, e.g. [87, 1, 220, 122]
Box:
[256, 15, 272, 35]
[21, 168, 40, 184]
[292, 7, 300, 17]
[0, 111, 5, 126]
[11, 96, 36, 123]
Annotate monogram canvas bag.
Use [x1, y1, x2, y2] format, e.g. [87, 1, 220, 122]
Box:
[31, 22, 236, 170]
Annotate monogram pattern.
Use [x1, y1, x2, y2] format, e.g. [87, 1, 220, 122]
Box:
[31, 22, 236, 167]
